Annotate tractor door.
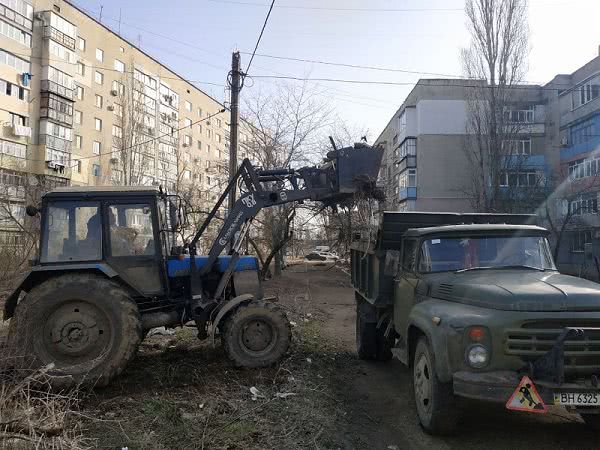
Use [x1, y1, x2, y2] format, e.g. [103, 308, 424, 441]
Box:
[104, 201, 165, 296]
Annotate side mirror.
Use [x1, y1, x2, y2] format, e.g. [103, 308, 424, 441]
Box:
[25, 205, 39, 217]
[168, 200, 180, 232]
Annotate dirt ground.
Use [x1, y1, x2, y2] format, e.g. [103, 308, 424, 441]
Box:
[1, 267, 598, 449]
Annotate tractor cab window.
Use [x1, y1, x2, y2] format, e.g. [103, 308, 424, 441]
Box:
[41, 202, 101, 262]
[109, 204, 155, 256]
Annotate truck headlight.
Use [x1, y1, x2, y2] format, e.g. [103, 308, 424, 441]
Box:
[466, 344, 489, 368]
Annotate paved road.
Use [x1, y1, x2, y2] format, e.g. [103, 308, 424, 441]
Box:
[284, 265, 598, 450]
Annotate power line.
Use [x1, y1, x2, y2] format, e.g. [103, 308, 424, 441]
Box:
[206, 0, 463, 12]
[249, 75, 587, 92]
[28, 109, 226, 164]
[244, 0, 276, 77]
[239, 51, 476, 78]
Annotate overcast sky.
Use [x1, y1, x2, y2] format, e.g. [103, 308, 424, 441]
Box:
[73, 0, 600, 141]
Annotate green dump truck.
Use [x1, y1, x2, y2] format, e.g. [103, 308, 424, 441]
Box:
[351, 212, 600, 434]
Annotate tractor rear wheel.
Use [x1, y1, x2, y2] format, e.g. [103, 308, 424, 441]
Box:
[222, 300, 291, 368]
[8, 273, 141, 388]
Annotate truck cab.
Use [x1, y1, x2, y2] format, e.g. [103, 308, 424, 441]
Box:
[351, 212, 600, 434]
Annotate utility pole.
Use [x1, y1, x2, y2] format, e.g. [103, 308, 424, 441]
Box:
[228, 52, 241, 216]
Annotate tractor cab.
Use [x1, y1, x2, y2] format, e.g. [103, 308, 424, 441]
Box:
[37, 186, 175, 297]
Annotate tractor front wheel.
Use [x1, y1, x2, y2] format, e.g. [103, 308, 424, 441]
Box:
[222, 300, 291, 368]
[8, 273, 141, 388]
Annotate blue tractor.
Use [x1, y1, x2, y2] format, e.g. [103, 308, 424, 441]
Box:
[3, 144, 383, 387]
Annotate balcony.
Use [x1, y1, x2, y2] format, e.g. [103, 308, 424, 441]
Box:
[41, 79, 74, 101]
[397, 155, 417, 172]
[504, 123, 545, 135]
[43, 26, 76, 50]
[10, 124, 31, 139]
[40, 108, 73, 126]
[399, 187, 417, 201]
[502, 154, 546, 170]
[40, 134, 72, 153]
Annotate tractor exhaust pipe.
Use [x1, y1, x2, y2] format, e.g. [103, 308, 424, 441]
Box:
[142, 310, 181, 331]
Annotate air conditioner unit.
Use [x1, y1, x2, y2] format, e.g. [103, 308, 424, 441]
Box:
[206, 120, 211, 126]
[560, 136, 569, 147]
[194, 157, 200, 163]
[110, 157, 119, 164]
[147, 127, 154, 135]
[182, 143, 189, 148]
[107, 105, 114, 111]
[170, 112, 177, 118]
[110, 89, 118, 96]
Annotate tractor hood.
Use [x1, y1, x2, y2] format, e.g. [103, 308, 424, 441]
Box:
[424, 270, 600, 312]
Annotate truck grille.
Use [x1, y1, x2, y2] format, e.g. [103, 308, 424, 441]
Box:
[505, 320, 600, 377]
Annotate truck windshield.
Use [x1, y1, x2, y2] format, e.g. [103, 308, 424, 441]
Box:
[417, 235, 556, 273]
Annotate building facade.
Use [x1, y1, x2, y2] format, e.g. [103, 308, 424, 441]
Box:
[0, 0, 245, 245]
[375, 79, 550, 214]
[546, 52, 600, 274]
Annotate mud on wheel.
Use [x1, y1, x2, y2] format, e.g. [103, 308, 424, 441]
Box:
[7, 273, 142, 388]
[222, 300, 291, 368]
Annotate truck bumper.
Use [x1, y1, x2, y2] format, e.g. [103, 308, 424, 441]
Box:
[453, 370, 600, 409]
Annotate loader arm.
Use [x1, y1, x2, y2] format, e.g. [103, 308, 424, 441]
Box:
[186, 144, 383, 307]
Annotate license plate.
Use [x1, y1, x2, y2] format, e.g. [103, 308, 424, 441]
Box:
[553, 392, 600, 406]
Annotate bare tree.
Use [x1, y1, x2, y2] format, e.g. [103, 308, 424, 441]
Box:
[242, 82, 333, 277]
[110, 67, 156, 186]
[461, 0, 538, 212]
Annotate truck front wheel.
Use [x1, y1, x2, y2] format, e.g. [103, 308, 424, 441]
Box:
[7, 273, 142, 388]
[413, 337, 459, 434]
[222, 300, 291, 367]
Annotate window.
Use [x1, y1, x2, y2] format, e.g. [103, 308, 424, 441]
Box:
[74, 110, 82, 124]
[112, 80, 125, 95]
[569, 196, 598, 216]
[0, 49, 30, 72]
[402, 239, 417, 271]
[92, 140, 101, 155]
[0, 0, 33, 29]
[76, 85, 83, 100]
[499, 171, 541, 187]
[76, 62, 85, 76]
[40, 120, 72, 140]
[197, 108, 202, 117]
[95, 94, 103, 108]
[92, 164, 100, 177]
[184, 100, 192, 112]
[398, 138, 416, 159]
[78, 36, 85, 51]
[206, 129, 212, 139]
[94, 70, 103, 85]
[113, 103, 123, 117]
[571, 230, 592, 252]
[0, 19, 31, 46]
[94, 117, 102, 131]
[75, 160, 81, 173]
[41, 202, 102, 262]
[216, 133, 221, 143]
[183, 169, 191, 180]
[0, 139, 26, 158]
[49, 40, 76, 63]
[568, 157, 600, 180]
[112, 125, 123, 138]
[570, 119, 595, 146]
[75, 135, 82, 149]
[503, 106, 535, 123]
[399, 169, 416, 189]
[119, 46, 125, 53]
[216, 118, 222, 128]
[504, 138, 531, 155]
[95, 48, 103, 62]
[207, 144, 211, 155]
[134, 69, 156, 89]
[197, 140, 202, 150]
[183, 135, 192, 146]
[184, 118, 192, 128]
[9, 112, 27, 126]
[572, 76, 600, 109]
[197, 124, 202, 134]
[0, 78, 28, 101]
[109, 204, 155, 256]
[49, 12, 76, 38]
[398, 110, 407, 134]
[114, 59, 125, 72]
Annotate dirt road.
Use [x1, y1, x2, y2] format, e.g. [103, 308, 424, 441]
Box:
[283, 265, 598, 450]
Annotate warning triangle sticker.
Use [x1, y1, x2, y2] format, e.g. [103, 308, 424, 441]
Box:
[506, 376, 548, 414]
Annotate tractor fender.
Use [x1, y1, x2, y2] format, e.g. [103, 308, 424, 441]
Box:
[210, 294, 255, 346]
[3, 263, 119, 320]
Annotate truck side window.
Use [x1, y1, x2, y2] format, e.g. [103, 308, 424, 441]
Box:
[402, 239, 417, 271]
[109, 204, 155, 256]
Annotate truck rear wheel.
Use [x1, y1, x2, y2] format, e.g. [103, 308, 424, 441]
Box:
[413, 337, 459, 434]
[222, 300, 291, 367]
[356, 300, 392, 361]
[8, 273, 141, 388]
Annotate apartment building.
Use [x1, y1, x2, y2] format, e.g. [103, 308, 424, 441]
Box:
[0, 0, 245, 245]
[545, 51, 600, 274]
[375, 79, 551, 213]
